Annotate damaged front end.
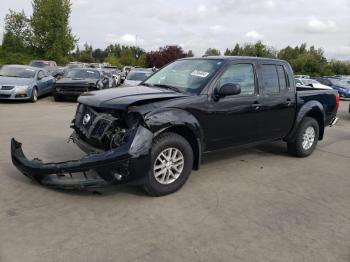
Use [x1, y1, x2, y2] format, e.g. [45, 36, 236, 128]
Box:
[11, 104, 153, 189]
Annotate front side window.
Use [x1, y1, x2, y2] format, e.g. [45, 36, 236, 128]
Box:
[261, 65, 279, 94]
[38, 71, 45, 79]
[218, 63, 255, 95]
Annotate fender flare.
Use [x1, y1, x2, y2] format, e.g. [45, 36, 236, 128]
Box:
[144, 108, 204, 170]
[285, 100, 325, 142]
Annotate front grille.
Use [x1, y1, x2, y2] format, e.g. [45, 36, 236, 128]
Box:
[1, 86, 14, 90]
[74, 104, 115, 141]
[0, 94, 11, 98]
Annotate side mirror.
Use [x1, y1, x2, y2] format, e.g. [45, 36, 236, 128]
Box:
[296, 83, 301, 86]
[215, 83, 241, 99]
[37, 75, 43, 81]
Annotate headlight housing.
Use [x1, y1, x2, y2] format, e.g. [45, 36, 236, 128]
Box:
[15, 85, 29, 93]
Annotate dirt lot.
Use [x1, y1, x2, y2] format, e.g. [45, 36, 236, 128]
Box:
[0, 97, 350, 262]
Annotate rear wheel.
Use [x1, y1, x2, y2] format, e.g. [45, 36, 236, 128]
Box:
[30, 87, 38, 103]
[143, 132, 193, 196]
[287, 117, 319, 157]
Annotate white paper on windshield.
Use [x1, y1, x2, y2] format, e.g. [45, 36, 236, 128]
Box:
[190, 70, 210, 78]
[25, 69, 35, 71]
[87, 71, 95, 74]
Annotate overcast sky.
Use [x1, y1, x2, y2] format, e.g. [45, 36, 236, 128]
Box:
[1, 0, 350, 59]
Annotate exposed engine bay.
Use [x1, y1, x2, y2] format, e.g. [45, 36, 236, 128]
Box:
[72, 103, 137, 151]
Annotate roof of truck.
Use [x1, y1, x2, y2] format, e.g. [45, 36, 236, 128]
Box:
[182, 56, 287, 63]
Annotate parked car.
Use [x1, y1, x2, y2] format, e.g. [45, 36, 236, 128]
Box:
[65, 62, 87, 70]
[30, 60, 57, 68]
[123, 68, 153, 86]
[314, 77, 350, 97]
[53, 68, 109, 101]
[11, 57, 339, 196]
[0, 65, 55, 102]
[120, 66, 133, 83]
[89, 63, 104, 69]
[294, 75, 310, 79]
[295, 78, 332, 89]
[103, 66, 121, 86]
[102, 69, 115, 88]
[29, 60, 63, 79]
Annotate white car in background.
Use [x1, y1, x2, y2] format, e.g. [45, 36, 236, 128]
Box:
[123, 69, 153, 86]
[295, 78, 332, 90]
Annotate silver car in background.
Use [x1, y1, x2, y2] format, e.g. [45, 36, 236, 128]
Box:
[123, 68, 153, 86]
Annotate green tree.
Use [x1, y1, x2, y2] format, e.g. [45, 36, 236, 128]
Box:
[2, 9, 32, 52]
[278, 44, 330, 75]
[105, 53, 121, 67]
[204, 48, 221, 56]
[31, 0, 76, 63]
[224, 42, 276, 58]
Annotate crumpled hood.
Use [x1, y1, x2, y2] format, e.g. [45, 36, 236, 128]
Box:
[78, 85, 189, 110]
[0, 76, 34, 86]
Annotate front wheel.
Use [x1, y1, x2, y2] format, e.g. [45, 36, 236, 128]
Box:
[53, 91, 63, 101]
[143, 132, 194, 196]
[30, 88, 38, 103]
[287, 117, 319, 157]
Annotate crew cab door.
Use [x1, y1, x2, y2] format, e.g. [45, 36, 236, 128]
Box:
[204, 61, 264, 150]
[257, 63, 296, 140]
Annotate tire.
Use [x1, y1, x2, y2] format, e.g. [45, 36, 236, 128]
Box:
[143, 132, 194, 196]
[287, 117, 319, 157]
[53, 91, 63, 102]
[30, 87, 38, 103]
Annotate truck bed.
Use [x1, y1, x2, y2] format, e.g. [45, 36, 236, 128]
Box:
[296, 85, 338, 126]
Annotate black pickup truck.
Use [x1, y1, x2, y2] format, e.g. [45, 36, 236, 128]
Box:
[11, 57, 339, 196]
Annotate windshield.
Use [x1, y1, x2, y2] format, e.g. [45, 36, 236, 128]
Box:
[127, 71, 152, 81]
[143, 59, 223, 94]
[30, 61, 50, 68]
[65, 69, 100, 79]
[0, 66, 36, 78]
[330, 79, 350, 87]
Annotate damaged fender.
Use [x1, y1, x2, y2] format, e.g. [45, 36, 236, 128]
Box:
[11, 125, 153, 188]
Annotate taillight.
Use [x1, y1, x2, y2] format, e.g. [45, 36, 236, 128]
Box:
[335, 93, 340, 112]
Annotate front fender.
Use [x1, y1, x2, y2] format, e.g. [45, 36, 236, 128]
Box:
[143, 108, 204, 170]
[285, 100, 325, 141]
[144, 108, 203, 138]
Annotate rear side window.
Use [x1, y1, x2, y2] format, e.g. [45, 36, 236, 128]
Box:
[276, 66, 287, 89]
[261, 65, 279, 94]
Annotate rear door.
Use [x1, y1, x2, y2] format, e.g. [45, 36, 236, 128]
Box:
[257, 63, 296, 140]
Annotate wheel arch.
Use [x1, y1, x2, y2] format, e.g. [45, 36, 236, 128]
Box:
[285, 101, 325, 142]
[144, 108, 204, 170]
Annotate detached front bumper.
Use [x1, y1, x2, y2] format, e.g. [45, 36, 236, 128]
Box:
[11, 126, 153, 189]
